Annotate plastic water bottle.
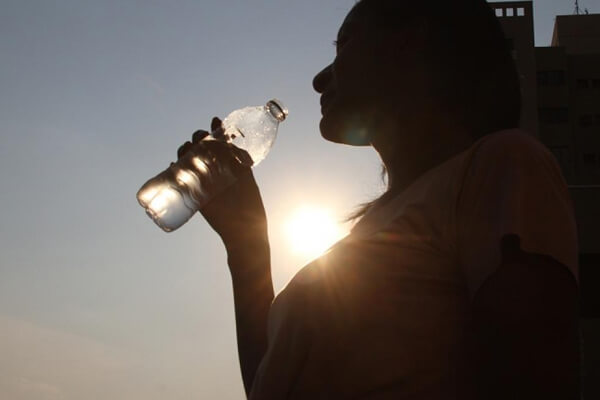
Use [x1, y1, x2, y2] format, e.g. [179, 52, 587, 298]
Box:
[137, 99, 287, 232]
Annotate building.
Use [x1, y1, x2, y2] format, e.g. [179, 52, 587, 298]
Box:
[490, 1, 539, 136]
[490, 2, 600, 397]
[544, 13, 600, 184]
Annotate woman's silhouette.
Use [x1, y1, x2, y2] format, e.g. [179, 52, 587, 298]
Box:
[179, 0, 580, 398]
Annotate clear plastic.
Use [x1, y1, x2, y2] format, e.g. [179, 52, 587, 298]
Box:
[221, 99, 287, 166]
[137, 99, 287, 232]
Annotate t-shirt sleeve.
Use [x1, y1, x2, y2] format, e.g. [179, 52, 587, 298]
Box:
[456, 131, 578, 298]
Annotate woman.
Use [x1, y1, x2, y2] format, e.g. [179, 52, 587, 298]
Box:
[180, 0, 581, 398]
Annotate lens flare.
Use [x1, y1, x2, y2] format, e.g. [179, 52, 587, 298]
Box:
[285, 206, 345, 261]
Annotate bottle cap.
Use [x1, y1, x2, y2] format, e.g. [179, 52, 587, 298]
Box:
[267, 99, 288, 122]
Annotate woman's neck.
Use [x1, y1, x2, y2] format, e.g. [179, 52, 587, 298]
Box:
[374, 120, 474, 196]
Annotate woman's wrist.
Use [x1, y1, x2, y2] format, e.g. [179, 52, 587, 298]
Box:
[226, 235, 271, 279]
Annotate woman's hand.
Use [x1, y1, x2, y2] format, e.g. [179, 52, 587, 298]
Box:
[177, 117, 269, 257]
[179, 118, 274, 395]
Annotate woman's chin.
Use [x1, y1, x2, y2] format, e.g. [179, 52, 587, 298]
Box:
[319, 114, 371, 146]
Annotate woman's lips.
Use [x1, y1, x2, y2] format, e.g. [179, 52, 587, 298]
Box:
[320, 93, 335, 113]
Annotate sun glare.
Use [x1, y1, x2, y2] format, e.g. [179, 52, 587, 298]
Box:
[285, 206, 346, 261]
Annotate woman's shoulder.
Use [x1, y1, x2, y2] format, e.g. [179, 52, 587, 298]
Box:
[469, 129, 554, 162]
[463, 128, 566, 186]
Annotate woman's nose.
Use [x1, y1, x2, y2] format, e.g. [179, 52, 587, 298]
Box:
[312, 64, 332, 94]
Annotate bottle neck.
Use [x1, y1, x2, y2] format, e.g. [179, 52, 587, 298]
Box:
[266, 100, 288, 122]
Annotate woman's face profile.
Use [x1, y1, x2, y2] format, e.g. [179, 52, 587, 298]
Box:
[313, 5, 416, 148]
[312, 7, 391, 146]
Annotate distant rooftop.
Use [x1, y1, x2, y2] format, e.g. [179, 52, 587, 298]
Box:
[551, 13, 600, 53]
[488, 1, 532, 19]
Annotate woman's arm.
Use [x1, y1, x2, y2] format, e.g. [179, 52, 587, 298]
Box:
[454, 133, 580, 398]
[179, 120, 275, 395]
[202, 177, 274, 395]
[201, 167, 274, 396]
[226, 234, 274, 396]
[471, 235, 580, 400]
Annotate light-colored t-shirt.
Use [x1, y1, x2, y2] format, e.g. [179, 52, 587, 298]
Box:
[249, 130, 578, 399]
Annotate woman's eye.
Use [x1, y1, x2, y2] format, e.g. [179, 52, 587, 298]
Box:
[333, 37, 348, 52]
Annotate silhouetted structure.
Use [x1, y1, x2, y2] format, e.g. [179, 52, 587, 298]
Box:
[490, 2, 539, 136]
[491, 2, 600, 397]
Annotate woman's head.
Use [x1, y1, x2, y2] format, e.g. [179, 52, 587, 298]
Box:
[313, 0, 521, 146]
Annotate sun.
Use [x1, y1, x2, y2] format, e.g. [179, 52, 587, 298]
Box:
[285, 206, 346, 261]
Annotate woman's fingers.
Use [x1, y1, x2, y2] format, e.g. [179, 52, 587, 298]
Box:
[202, 140, 252, 173]
[179, 123, 213, 159]
[192, 129, 209, 143]
[177, 141, 193, 159]
[211, 117, 223, 133]
[178, 117, 251, 169]
[230, 145, 254, 167]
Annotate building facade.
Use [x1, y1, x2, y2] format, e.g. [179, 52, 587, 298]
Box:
[490, 2, 600, 397]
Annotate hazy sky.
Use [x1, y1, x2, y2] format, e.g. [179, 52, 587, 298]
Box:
[1, 0, 596, 399]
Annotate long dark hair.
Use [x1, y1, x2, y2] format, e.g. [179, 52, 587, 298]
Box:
[347, 0, 521, 222]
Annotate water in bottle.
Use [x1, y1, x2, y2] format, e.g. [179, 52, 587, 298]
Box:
[137, 99, 287, 232]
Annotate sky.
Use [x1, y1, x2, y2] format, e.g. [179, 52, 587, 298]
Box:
[0, 0, 597, 399]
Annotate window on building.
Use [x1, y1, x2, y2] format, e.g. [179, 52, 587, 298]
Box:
[495, 8, 503, 17]
[592, 79, 600, 89]
[577, 79, 590, 89]
[506, 8, 514, 17]
[539, 107, 569, 124]
[537, 70, 566, 86]
[579, 115, 594, 127]
[517, 7, 525, 16]
[583, 153, 597, 168]
[549, 146, 570, 169]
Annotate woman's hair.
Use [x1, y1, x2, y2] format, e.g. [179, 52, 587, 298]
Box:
[352, 0, 522, 139]
[347, 0, 522, 222]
